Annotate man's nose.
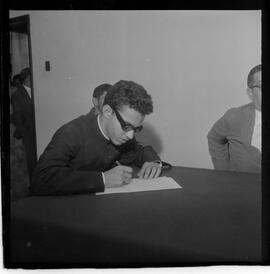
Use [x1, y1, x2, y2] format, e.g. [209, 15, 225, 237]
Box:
[125, 130, 134, 140]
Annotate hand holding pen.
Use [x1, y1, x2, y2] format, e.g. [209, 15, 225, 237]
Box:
[103, 161, 133, 188]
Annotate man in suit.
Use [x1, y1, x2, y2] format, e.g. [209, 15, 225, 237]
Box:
[89, 83, 112, 115]
[31, 80, 162, 195]
[207, 64, 261, 173]
[10, 74, 31, 200]
[11, 67, 37, 178]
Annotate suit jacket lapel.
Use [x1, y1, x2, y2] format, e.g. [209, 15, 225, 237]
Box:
[21, 86, 32, 102]
[243, 104, 255, 145]
[242, 104, 261, 161]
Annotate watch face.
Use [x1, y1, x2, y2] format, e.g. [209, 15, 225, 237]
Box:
[161, 161, 172, 170]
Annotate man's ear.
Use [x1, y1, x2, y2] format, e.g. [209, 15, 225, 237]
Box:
[247, 87, 254, 102]
[102, 104, 113, 118]
[92, 97, 98, 107]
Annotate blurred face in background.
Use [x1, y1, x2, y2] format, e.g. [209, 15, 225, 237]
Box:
[23, 74, 31, 88]
[247, 70, 261, 111]
[93, 92, 107, 114]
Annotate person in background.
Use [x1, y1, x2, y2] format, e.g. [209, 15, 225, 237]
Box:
[89, 83, 112, 115]
[31, 80, 162, 195]
[9, 76, 30, 200]
[10, 67, 36, 178]
[10, 74, 22, 96]
[207, 64, 261, 173]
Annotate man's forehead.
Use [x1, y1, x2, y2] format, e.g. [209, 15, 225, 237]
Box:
[119, 105, 144, 124]
[118, 105, 137, 114]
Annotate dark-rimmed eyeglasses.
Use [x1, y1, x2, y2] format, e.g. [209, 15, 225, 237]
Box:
[112, 107, 143, 133]
[252, 83, 262, 89]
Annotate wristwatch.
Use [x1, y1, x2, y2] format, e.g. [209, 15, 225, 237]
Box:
[153, 160, 172, 170]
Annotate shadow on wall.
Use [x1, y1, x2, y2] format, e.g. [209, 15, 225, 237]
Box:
[136, 122, 163, 155]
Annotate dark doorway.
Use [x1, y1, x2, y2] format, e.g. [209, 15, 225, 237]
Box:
[9, 14, 37, 200]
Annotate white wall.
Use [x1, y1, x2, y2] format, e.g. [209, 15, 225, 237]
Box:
[10, 10, 261, 169]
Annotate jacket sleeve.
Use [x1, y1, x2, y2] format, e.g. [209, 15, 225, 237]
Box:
[118, 138, 160, 167]
[207, 111, 231, 171]
[31, 125, 105, 195]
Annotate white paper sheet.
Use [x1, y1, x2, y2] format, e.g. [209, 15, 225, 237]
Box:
[97, 176, 181, 195]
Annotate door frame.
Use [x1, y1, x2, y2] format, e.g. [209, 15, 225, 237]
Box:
[9, 14, 37, 165]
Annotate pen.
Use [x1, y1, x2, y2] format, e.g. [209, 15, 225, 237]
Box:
[116, 161, 121, 166]
[116, 160, 132, 184]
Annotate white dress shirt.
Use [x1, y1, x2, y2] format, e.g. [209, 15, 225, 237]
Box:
[23, 84, 31, 99]
[251, 109, 261, 151]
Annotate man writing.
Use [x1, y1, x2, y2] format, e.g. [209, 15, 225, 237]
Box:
[207, 64, 261, 173]
[31, 80, 162, 195]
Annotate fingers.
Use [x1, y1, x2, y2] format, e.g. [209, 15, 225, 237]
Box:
[115, 166, 132, 185]
[153, 166, 162, 178]
[122, 171, 132, 184]
[117, 165, 133, 173]
[143, 166, 152, 179]
[143, 166, 160, 179]
[123, 176, 132, 185]
[149, 166, 161, 179]
[104, 165, 133, 188]
[109, 162, 161, 187]
[137, 162, 148, 178]
[138, 162, 162, 179]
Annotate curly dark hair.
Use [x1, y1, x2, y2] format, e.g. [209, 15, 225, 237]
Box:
[247, 64, 261, 88]
[104, 80, 153, 115]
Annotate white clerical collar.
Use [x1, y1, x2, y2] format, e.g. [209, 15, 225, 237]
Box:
[97, 115, 109, 140]
[255, 109, 261, 121]
[251, 108, 261, 152]
[23, 85, 31, 99]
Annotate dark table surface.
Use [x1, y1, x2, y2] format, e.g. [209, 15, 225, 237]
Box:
[9, 166, 261, 267]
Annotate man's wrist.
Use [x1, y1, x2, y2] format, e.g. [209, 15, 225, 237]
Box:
[152, 160, 162, 167]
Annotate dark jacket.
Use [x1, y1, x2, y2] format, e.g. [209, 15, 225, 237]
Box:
[11, 85, 36, 176]
[31, 113, 160, 195]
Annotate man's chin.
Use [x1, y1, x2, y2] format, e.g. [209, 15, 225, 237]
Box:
[113, 139, 126, 146]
